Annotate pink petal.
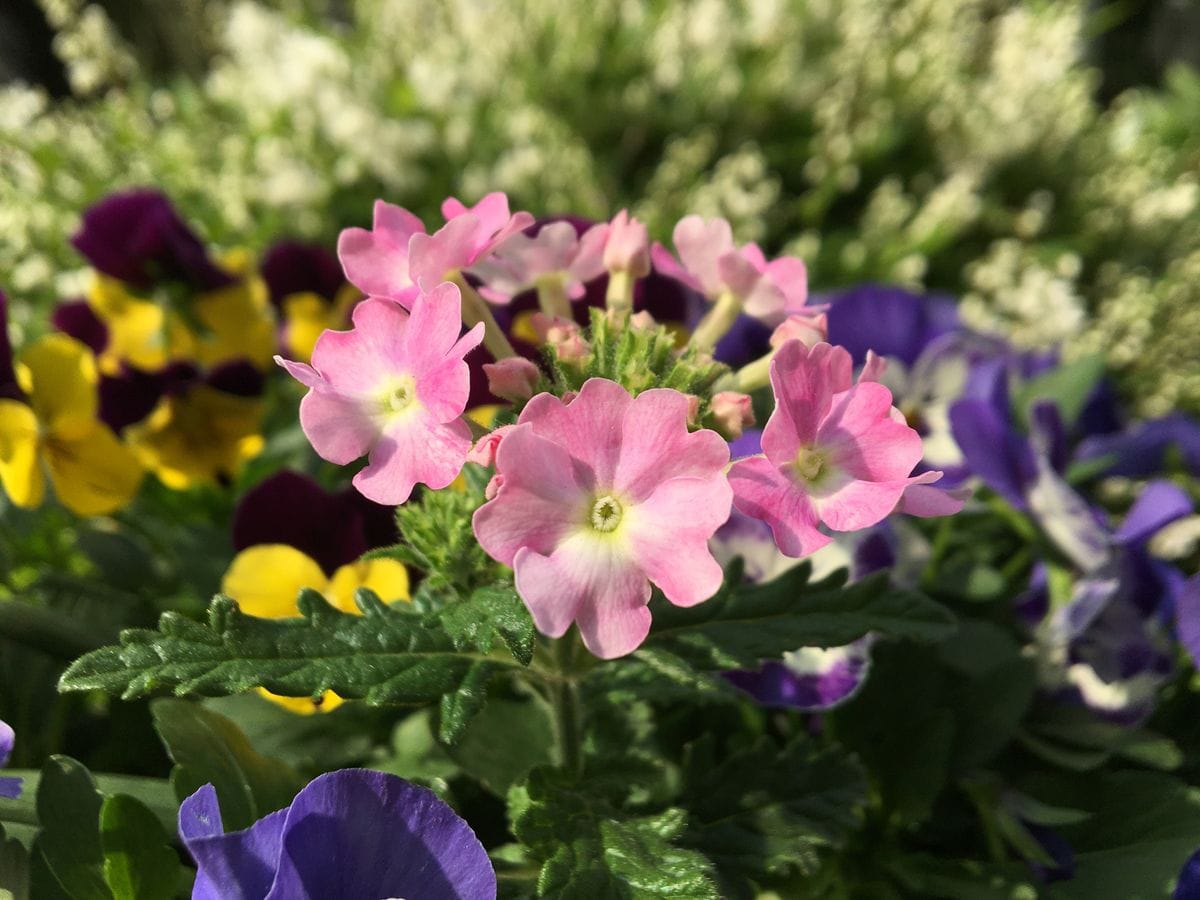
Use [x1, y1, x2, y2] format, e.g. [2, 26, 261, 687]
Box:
[274, 356, 323, 390]
[649, 243, 699, 292]
[673, 215, 733, 298]
[352, 414, 473, 504]
[765, 256, 808, 312]
[514, 540, 652, 658]
[416, 354, 473, 421]
[408, 216, 481, 288]
[472, 424, 589, 564]
[761, 341, 842, 463]
[858, 350, 888, 384]
[373, 200, 425, 241]
[571, 222, 611, 282]
[337, 226, 413, 300]
[729, 456, 831, 558]
[519, 379, 633, 490]
[298, 390, 377, 465]
[627, 476, 731, 607]
[896, 473, 969, 517]
[399, 283, 473, 376]
[818, 383, 922, 481]
[811, 477, 911, 533]
[612, 389, 730, 501]
[309, 299, 411, 394]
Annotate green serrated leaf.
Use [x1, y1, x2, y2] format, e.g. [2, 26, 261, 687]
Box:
[510, 767, 719, 899]
[151, 699, 303, 831]
[59, 590, 527, 744]
[434, 584, 535, 666]
[99, 794, 184, 900]
[449, 697, 558, 796]
[643, 565, 955, 671]
[680, 736, 867, 887]
[30, 757, 111, 900]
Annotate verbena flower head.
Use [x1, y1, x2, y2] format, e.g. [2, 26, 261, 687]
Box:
[728, 340, 951, 558]
[468, 219, 607, 305]
[179, 769, 495, 899]
[409, 193, 535, 290]
[0, 718, 20, 799]
[337, 199, 426, 304]
[276, 285, 484, 504]
[473, 377, 732, 658]
[651, 214, 808, 323]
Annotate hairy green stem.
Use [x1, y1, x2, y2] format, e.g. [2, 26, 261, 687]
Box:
[688, 289, 742, 353]
[536, 276, 574, 319]
[454, 274, 516, 360]
[605, 269, 635, 314]
[550, 635, 584, 776]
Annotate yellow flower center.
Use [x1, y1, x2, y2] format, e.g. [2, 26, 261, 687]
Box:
[590, 494, 624, 533]
[794, 447, 826, 483]
[380, 375, 418, 415]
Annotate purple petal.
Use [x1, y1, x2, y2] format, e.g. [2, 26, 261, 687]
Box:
[948, 398, 1036, 507]
[726, 639, 872, 711]
[826, 284, 958, 367]
[1015, 563, 1050, 628]
[232, 471, 397, 575]
[1076, 414, 1200, 478]
[852, 530, 896, 578]
[712, 314, 773, 369]
[1114, 481, 1193, 546]
[0, 290, 19, 401]
[267, 769, 495, 900]
[1029, 400, 1068, 475]
[1175, 846, 1200, 900]
[98, 366, 165, 432]
[261, 241, 344, 308]
[1175, 575, 1200, 671]
[1026, 460, 1111, 573]
[71, 189, 233, 291]
[51, 300, 109, 356]
[179, 784, 287, 900]
[728, 427, 763, 460]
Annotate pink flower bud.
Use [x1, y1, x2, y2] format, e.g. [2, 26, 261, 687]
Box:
[528, 312, 579, 344]
[482, 357, 540, 403]
[684, 394, 702, 427]
[710, 391, 755, 439]
[629, 310, 658, 332]
[467, 425, 516, 467]
[769, 309, 828, 350]
[560, 390, 579, 405]
[484, 473, 504, 500]
[602, 210, 650, 277]
[555, 333, 592, 363]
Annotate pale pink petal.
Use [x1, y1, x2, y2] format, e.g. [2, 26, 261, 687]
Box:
[674, 215, 733, 297]
[603, 211, 649, 276]
[337, 227, 413, 300]
[613, 389, 730, 501]
[352, 414, 473, 504]
[482, 212, 536, 259]
[519, 379, 633, 490]
[627, 476, 731, 607]
[408, 216, 481, 288]
[373, 199, 425, 238]
[472, 424, 589, 564]
[306, 299, 410, 394]
[399, 282, 470, 375]
[467, 425, 515, 467]
[274, 356, 323, 390]
[811, 477, 911, 533]
[729, 456, 831, 558]
[649, 243, 699, 292]
[819, 384, 923, 481]
[858, 350, 888, 384]
[441, 196, 470, 220]
[514, 538, 652, 658]
[298, 390, 377, 465]
[450, 192, 508, 234]
[896, 473, 969, 517]
[415, 356, 471, 421]
[568, 223, 610, 283]
[765, 256, 808, 311]
[760, 341, 838, 463]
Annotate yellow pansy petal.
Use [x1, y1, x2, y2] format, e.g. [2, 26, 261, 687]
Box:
[327, 558, 411, 614]
[511, 310, 541, 347]
[190, 276, 276, 370]
[17, 335, 99, 440]
[88, 275, 169, 373]
[0, 400, 44, 508]
[467, 404, 504, 429]
[42, 423, 144, 516]
[221, 544, 329, 620]
[282, 292, 332, 364]
[128, 386, 264, 488]
[257, 688, 346, 716]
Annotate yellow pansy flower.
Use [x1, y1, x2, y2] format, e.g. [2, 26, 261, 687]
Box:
[221, 545, 411, 714]
[281, 283, 361, 364]
[0, 335, 143, 515]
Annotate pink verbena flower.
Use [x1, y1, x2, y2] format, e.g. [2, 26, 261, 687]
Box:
[602, 210, 650, 277]
[472, 378, 733, 658]
[336, 200, 426, 304]
[727, 340, 950, 558]
[275, 284, 483, 504]
[468, 220, 607, 305]
[408, 193, 535, 291]
[651, 215, 808, 323]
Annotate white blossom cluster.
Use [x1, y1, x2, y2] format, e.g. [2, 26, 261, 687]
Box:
[1, 0, 1197, 411]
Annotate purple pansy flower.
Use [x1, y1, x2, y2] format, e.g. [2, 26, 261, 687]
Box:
[1176, 846, 1200, 899]
[231, 471, 397, 577]
[1075, 413, 1200, 479]
[260, 241, 345, 311]
[51, 300, 110, 357]
[825, 284, 959, 368]
[179, 768, 496, 900]
[72, 189, 233, 292]
[0, 290, 21, 402]
[0, 719, 20, 799]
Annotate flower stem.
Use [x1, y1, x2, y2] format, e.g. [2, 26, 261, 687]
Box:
[454, 274, 516, 360]
[727, 347, 776, 393]
[550, 634, 584, 776]
[605, 269, 635, 314]
[689, 289, 742, 353]
[536, 276, 574, 320]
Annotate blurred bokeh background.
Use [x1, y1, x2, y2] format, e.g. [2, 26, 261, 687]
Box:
[1, 0, 1198, 415]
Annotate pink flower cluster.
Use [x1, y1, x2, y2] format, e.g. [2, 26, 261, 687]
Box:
[277, 192, 964, 659]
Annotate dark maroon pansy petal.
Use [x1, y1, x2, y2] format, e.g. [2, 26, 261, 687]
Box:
[205, 360, 265, 398]
[71, 189, 233, 291]
[52, 300, 109, 355]
[98, 366, 165, 432]
[0, 290, 20, 401]
[261, 240, 343, 309]
[636, 268, 700, 327]
[233, 471, 380, 574]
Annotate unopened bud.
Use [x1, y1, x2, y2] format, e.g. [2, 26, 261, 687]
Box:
[710, 391, 755, 439]
[483, 357, 540, 403]
[467, 425, 515, 467]
[602, 209, 650, 278]
[769, 309, 828, 350]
